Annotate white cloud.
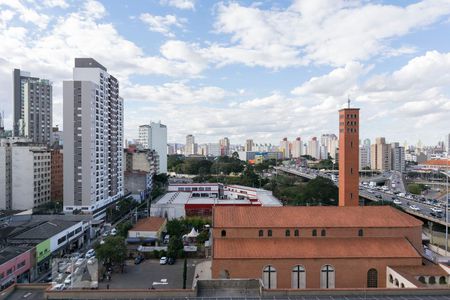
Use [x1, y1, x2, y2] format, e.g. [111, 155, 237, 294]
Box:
[0, 0, 50, 29]
[160, 0, 195, 10]
[139, 13, 186, 37]
[82, 0, 106, 19]
[42, 0, 69, 9]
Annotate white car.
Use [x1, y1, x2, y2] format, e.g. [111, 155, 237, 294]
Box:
[409, 205, 421, 211]
[159, 257, 168, 265]
[393, 199, 402, 205]
[85, 249, 95, 258]
[74, 258, 85, 267]
[87, 257, 97, 265]
[51, 283, 65, 291]
[431, 207, 443, 213]
[110, 228, 117, 236]
[64, 274, 72, 285]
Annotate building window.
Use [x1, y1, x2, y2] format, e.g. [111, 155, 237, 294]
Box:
[439, 276, 447, 284]
[312, 229, 317, 236]
[268, 229, 272, 237]
[294, 229, 299, 237]
[394, 279, 399, 287]
[262, 265, 277, 289]
[320, 265, 335, 289]
[321, 229, 326, 236]
[291, 265, 306, 289]
[285, 229, 290, 237]
[401, 283, 405, 288]
[389, 274, 393, 283]
[259, 230, 263, 237]
[429, 276, 436, 284]
[221, 230, 226, 237]
[418, 276, 426, 284]
[367, 268, 378, 288]
[358, 229, 364, 237]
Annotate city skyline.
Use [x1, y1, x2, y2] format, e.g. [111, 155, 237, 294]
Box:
[0, 1, 450, 145]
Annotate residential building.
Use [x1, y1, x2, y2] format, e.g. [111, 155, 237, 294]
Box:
[185, 134, 195, 156]
[307, 137, 320, 160]
[391, 142, 406, 173]
[238, 151, 283, 162]
[359, 139, 371, 170]
[138, 122, 167, 173]
[0, 246, 33, 287]
[245, 139, 254, 152]
[127, 217, 166, 242]
[50, 149, 63, 202]
[219, 137, 230, 156]
[447, 133, 450, 153]
[207, 143, 221, 157]
[63, 58, 124, 219]
[321, 134, 338, 159]
[198, 144, 208, 156]
[291, 137, 302, 158]
[279, 138, 290, 159]
[50, 126, 63, 148]
[13, 69, 52, 145]
[0, 138, 51, 210]
[371, 137, 391, 172]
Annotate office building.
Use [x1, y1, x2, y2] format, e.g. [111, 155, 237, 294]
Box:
[391, 142, 406, 173]
[245, 139, 254, 152]
[321, 134, 338, 159]
[0, 138, 51, 210]
[13, 69, 52, 144]
[447, 133, 450, 153]
[138, 122, 167, 174]
[63, 58, 124, 219]
[220, 137, 230, 156]
[371, 137, 391, 172]
[198, 144, 208, 156]
[279, 138, 290, 159]
[207, 143, 221, 157]
[185, 134, 195, 156]
[359, 139, 371, 170]
[307, 137, 320, 160]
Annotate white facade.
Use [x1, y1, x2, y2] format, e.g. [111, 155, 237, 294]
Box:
[138, 122, 167, 174]
[279, 138, 290, 159]
[185, 134, 195, 156]
[63, 58, 124, 219]
[207, 143, 220, 157]
[359, 145, 371, 170]
[291, 138, 302, 158]
[321, 134, 338, 159]
[307, 138, 320, 159]
[391, 143, 406, 173]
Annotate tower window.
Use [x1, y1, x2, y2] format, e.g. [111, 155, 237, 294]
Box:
[221, 230, 226, 237]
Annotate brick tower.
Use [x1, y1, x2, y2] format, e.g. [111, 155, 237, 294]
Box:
[338, 105, 360, 206]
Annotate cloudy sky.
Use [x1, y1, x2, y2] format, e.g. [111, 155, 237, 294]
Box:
[0, 0, 449, 145]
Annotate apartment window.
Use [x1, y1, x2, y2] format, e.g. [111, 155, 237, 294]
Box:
[312, 229, 317, 236]
[285, 229, 290, 237]
[221, 230, 226, 237]
[294, 229, 299, 237]
[259, 230, 264, 237]
[358, 229, 364, 237]
[268, 229, 272, 237]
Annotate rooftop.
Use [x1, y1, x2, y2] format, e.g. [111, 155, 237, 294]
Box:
[420, 159, 450, 166]
[7, 219, 83, 243]
[213, 206, 423, 228]
[0, 245, 32, 265]
[213, 237, 421, 259]
[131, 217, 166, 232]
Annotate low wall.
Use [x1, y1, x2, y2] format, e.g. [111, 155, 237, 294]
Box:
[263, 288, 450, 297]
[45, 288, 197, 299]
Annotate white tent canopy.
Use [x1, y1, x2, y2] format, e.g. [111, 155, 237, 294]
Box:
[187, 227, 199, 238]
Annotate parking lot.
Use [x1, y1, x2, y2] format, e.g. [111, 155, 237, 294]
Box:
[98, 258, 200, 289]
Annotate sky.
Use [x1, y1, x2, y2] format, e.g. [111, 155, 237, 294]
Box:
[0, 0, 449, 146]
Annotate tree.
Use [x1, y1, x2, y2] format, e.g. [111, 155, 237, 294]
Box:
[167, 235, 183, 259]
[117, 221, 133, 238]
[95, 236, 127, 272]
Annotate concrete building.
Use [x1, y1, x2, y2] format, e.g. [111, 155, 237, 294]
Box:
[63, 58, 124, 219]
[0, 138, 51, 210]
[50, 148, 63, 202]
[391, 142, 406, 173]
[307, 137, 320, 160]
[371, 137, 391, 172]
[50, 126, 63, 148]
[138, 122, 167, 173]
[238, 151, 283, 162]
[359, 139, 371, 170]
[13, 69, 52, 145]
[198, 144, 208, 156]
[279, 138, 290, 159]
[245, 139, 254, 152]
[185, 134, 195, 156]
[220, 137, 230, 156]
[207, 143, 221, 157]
[321, 134, 338, 159]
[291, 137, 302, 158]
[446, 133, 450, 153]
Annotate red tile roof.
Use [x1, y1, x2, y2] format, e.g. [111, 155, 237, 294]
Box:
[131, 217, 166, 232]
[213, 237, 421, 259]
[213, 206, 422, 228]
[421, 159, 450, 166]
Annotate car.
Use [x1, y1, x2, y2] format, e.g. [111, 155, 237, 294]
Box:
[159, 257, 168, 265]
[134, 256, 144, 264]
[167, 257, 176, 265]
[393, 199, 402, 205]
[409, 205, 420, 211]
[51, 283, 65, 291]
[64, 274, 72, 285]
[74, 258, 85, 267]
[85, 249, 95, 258]
[375, 194, 382, 199]
[110, 228, 117, 236]
[431, 207, 443, 213]
[102, 231, 110, 237]
[55, 273, 64, 283]
[87, 257, 97, 265]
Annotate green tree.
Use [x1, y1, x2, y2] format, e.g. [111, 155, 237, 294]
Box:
[167, 236, 183, 259]
[94, 236, 127, 272]
[117, 221, 133, 238]
[408, 183, 426, 195]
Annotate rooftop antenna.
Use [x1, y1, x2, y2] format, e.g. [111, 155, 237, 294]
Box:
[347, 95, 351, 108]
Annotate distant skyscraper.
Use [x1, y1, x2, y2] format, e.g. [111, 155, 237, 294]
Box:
[279, 137, 290, 159]
[321, 134, 338, 159]
[186, 134, 195, 156]
[207, 143, 220, 157]
[220, 137, 230, 156]
[359, 138, 371, 170]
[63, 58, 124, 219]
[307, 137, 320, 159]
[13, 69, 52, 144]
[447, 133, 450, 153]
[245, 139, 254, 152]
[391, 142, 406, 173]
[138, 122, 167, 173]
[291, 137, 302, 158]
[371, 137, 391, 172]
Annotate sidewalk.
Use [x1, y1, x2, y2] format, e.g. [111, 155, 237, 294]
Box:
[192, 260, 211, 287]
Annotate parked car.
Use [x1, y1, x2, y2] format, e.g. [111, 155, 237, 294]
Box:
[134, 256, 144, 264]
[431, 207, 443, 213]
[110, 228, 117, 236]
[393, 199, 402, 205]
[167, 257, 176, 265]
[409, 205, 420, 211]
[159, 257, 168, 265]
[85, 249, 95, 258]
[64, 274, 72, 285]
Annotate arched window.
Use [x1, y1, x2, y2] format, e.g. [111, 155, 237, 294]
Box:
[294, 229, 299, 236]
[394, 279, 399, 287]
[312, 229, 317, 236]
[321, 229, 326, 237]
[262, 265, 277, 289]
[389, 274, 393, 283]
[401, 283, 405, 288]
[358, 229, 364, 237]
[285, 229, 290, 237]
[320, 265, 335, 289]
[291, 265, 306, 289]
[259, 230, 263, 237]
[439, 276, 447, 284]
[367, 268, 378, 288]
[268, 229, 272, 237]
[429, 276, 436, 284]
[221, 230, 226, 237]
[418, 276, 426, 284]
